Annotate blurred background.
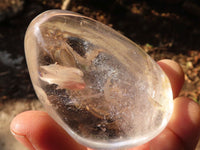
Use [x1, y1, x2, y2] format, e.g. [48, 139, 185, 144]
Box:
[0, 0, 200, 149]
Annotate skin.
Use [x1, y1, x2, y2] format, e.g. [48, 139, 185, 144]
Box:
[10, 59, 200, 150]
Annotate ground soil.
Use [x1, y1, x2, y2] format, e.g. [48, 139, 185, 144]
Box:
[0, 0, 200, 150]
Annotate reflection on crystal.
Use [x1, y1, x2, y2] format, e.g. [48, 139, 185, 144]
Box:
[24, 10, 173, 150]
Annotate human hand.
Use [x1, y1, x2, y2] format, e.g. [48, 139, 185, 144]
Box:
[10, 59, 200, 150]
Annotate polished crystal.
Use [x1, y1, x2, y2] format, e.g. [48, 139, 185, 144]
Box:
[24, 10, 173, 150]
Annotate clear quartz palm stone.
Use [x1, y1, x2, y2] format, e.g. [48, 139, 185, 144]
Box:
[24, 10, 173, 150]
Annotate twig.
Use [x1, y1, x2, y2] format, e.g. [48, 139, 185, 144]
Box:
[0, 71, 9, 76]
[61, 0, 71, 10]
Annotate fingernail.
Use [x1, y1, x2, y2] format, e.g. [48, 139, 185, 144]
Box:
[10, 129, 36, 150]
[10, 129, 25, 137]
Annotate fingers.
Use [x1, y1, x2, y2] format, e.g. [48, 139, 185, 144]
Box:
[149, 127, 184, 150]
[135, 60, 199, 150]
[150, 97, 200, 150]
[10, 111, 86, 150]
[167, 97, 200, 149]
[157, 59, 184, 98]
[153, 60, 200, 149]
[133, 96, 200, 150]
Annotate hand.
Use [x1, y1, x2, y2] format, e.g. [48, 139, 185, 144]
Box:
[10, 59, 200, 150]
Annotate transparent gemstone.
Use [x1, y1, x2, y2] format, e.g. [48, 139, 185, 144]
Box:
[24, 10, 173, 150]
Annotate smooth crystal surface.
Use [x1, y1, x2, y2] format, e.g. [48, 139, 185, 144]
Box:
[24, 10, 173, 150]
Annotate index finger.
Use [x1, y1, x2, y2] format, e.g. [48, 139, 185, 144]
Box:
[157, 59, 184, 98]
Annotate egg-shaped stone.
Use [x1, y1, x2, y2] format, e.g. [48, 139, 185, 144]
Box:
[24, 10, 173, 150]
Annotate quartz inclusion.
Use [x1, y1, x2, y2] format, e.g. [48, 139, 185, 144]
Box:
[24, 10, 173, 150]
